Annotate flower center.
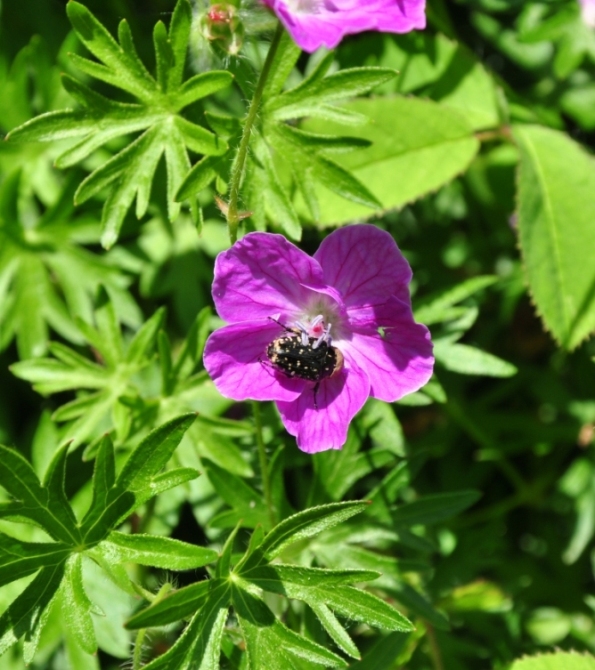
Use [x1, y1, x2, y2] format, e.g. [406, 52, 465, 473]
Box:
[293, 314, 332, 349]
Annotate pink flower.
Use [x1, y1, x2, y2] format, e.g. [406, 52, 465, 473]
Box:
[203, 224, 433, 453]
[262, 0, 426, 53]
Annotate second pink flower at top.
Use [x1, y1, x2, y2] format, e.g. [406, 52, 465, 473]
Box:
[261, 0, 426, 53]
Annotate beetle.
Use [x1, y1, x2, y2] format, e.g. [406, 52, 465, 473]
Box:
[264, 318, 344, 409]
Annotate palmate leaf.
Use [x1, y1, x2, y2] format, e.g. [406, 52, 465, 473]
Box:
[0, 36, 72, 208]
[6, 0, 232, 248]
[0, 414, 211, 661]
[178, 33, 394, 239]
[127, 502, 412, 667]
[10, 289, 163, 449]
[0, 171, 140, 359]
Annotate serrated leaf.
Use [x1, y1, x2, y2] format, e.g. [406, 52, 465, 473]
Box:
[300, 96, 479, 225]
[82, 435, 116, 534]
[0, 445, 78, 544]
[234, 586, 347, 668]
[6, 0, 231, 248]
[62, 555, 97, 654]
[310, 602, 360, 659]
[255, 501, 368, 561]
[126, 580, 212, 629]
[0, 563, 64, 657]
[140, 583, 230, 670]
[268, 67, 397, 120]
[102, 531, 218, 570]
[245, 565, 410, 633]
[116, 413, 196, 493]
[514, 124, 595, 349]
[0, 535, 70, 588]
[10, 358, 108, 395]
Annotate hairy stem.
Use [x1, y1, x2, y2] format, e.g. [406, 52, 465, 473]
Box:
[226, 22, 285, 243]
[252, 401, 276, 527]
[132, 583, 172, 670]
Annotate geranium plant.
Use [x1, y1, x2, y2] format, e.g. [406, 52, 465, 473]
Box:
[1, 0, 595, 668]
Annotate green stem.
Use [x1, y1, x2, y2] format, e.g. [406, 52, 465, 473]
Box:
[132, 583, 173, 670]
[226, 22, 285, 243]
[252, 401, 275, 527]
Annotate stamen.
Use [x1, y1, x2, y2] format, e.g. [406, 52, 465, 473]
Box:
[293, 320, 310, 345]
[312, 323, 332, 349]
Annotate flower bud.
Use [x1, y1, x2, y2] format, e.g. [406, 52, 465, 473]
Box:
[200, 3, 245, 55]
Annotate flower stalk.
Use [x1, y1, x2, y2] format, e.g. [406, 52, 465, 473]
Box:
[226, 22, 285, 244]
[252, 401, 276, 527]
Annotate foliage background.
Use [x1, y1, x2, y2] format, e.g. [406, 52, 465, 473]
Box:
[1, 0, 595, 668]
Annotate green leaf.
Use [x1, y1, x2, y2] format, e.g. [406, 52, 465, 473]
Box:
[268, 67, 397, 120]
[126, 580, 212, 629]
[116, 413, 196, 493]
[102, 531, 218, 570]
[245, 565, 411, 633]
[7, 0, 231, 248]
[390, 491, 481, 527]
[414, 276, 498, 325]
[347, 631, 409, 670]
[42, 441, 81, 541]
[310, 602, 360, 659]
[300, 96, 479, 225]
[434, 341, 518, 377]
[510, 652, 595, 670]
[373, 32, 501, 131]
[10, 358, 108, 395]
[234, 586, 347, 668]
[0, 563, 64, 657]
[312, 430, 395, 502]
[140, 583, 230, 670]
[0, 535, 70, 587]
[62, 555, 97, 654]
[80, 436, 116, 543]
[204, 459, 269, 529]
[514, 124, 595, 349]
[255, 501, 368, 561]
[0, 444, 78, 544]
[125, 307, 165, 364]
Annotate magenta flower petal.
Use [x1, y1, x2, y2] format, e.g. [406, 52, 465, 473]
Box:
[212, 232, 326, 322]
[263, 0, 426, 53]
[203, 224, 434, 453]
[204, 320, 307, 401]
[340, 298, 433, 402]
[315, 224, 412, 311]
[276, 353, 369, 453]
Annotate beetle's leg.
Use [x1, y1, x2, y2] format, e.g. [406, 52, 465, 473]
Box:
[267, 316, 294, 334]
